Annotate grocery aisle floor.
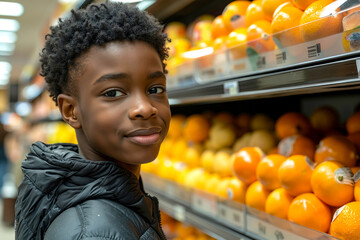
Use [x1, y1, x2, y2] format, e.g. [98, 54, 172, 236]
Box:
[0, 200, 15, 240]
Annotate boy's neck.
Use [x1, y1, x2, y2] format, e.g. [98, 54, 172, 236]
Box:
[78, 146, 141, 179]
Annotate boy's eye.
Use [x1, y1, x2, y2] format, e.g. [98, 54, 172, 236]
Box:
[103, 90, 124, 97]
[148, 86, 165, 94]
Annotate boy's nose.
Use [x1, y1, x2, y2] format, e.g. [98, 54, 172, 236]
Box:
[128, 94, 158, 120]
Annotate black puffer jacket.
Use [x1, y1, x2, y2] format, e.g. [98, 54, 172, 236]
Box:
[15, 141, 166, 240]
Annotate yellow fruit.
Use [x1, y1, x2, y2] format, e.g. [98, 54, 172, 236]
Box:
[232, 132, 252, 152]
[207, 122, 236, 150]
[201, 149, 216, 173]
[250, 113, 275, 131]
[213, 151, 234, 178]
[330, 201, 360, 240]
[226, 27, 248, 60]
[184, 146, 202, 168]
[249, 129, 277, 154]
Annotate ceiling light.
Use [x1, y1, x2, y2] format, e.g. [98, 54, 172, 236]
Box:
[0, 51, 12, 56]
[0, 31, 17, 43]
[0, 74, 10, 85]
[0, 1, 23, 17]
[0, 18, 19, 31]
[136, 0, 155, 10]
[0, 42, 15, 52]
[0, 61, 11, 73]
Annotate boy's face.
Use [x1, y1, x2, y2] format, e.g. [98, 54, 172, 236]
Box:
[69, 41, 170, 166]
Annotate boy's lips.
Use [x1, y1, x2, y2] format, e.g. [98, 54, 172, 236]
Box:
[125, 127, 162, 145]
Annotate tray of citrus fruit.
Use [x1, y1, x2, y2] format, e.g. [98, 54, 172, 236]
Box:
[165, 0, 360, 88]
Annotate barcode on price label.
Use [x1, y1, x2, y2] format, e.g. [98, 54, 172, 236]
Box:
[307, 43, 321, 58]
[257, 56, 266, 68]
[276, 52, 287, 64]
[246, 215, 308, 240]
[218, 203, 245, 228]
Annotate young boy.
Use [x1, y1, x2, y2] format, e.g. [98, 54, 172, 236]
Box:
[15, 2, 171, 240]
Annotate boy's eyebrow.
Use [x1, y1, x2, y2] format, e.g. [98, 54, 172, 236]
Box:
[148, 71, 166, 79]
[93, 73, 129, 85]
[94, 71, 166, 85]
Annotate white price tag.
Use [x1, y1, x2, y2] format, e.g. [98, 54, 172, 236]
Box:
[173, 205, 186, 222]
[224, 81, 239, 95]
[191, 191, 218, 217]
[246, 215, 308, 240]
[218, 203, 245, 228]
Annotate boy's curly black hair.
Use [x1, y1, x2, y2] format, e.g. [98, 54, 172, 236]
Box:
[40, 2, 169, 104]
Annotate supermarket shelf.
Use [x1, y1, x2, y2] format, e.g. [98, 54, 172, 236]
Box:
[166, 28, 360, 106]
[142, 173, 339, 240]
[167, 55, 360, 106]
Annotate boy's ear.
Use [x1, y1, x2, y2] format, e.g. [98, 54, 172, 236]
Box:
[57, 93, 81, 129]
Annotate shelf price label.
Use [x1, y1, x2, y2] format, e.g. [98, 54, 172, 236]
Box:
[224, 81, 239, 95]
[307, 43, 322, 58]
[191, 190, 218, 217]
[218, 203, 245, 229]
[246, 215, 308, 240]
[173, 205, 186, 222]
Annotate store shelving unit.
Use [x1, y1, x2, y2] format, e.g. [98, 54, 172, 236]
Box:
[141, 4, 360, 240]
[143, 173, 339, 240]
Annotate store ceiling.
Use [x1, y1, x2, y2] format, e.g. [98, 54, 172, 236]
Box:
[0, 0, 233, 91]
[0, 0, 59, 88]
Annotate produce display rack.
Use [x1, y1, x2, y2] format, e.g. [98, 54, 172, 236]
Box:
[142, 173, 340, 240]
[166, 32, 360, 105]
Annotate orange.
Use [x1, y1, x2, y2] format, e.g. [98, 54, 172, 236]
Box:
[275, 112, 312, 139]
[300, 0, 342, 42]
[278, 135, 316, 160]
[212, 36, 228, 51]
[204, 173, 221, 194]
[330, 201, 360, 240]
[346, 111, 360, 135]
[278, 155, 313, 196]
[164, 22, 187, 39]
[245, 181, 270, 211]
[246, 20, 275, 54]
[314, 135, 358, 167]
[265, 188, 294, 219]
[310, 106, 340, 134]
[222, 1, 251, 31]
[168, 114, 186, 140]
[271, 2, 304, 48]
[227, 177, 247, 203]
[235, 113, 252, 130]
[261, 0, 289, 21]
[183, 114, 210, 143]
[245, 0, 266, 27]
[348, 132, 360, 153]
[288, 193, 332, 233]
[291, 0, 317, 10]
[311, 161, 354, 207]
[256, 154, 287, 191]
[226, 27, 248, 60]
[211, 15, 230, 40]
[232, 147, 264, 184]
